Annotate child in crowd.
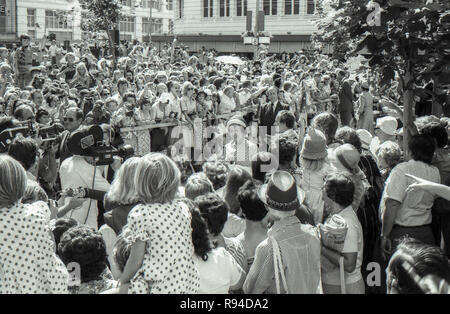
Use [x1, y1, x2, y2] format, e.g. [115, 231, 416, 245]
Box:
[299, 127, 332, 224]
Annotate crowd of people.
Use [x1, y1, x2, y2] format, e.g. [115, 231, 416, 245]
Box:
[0, 33, 449, 294]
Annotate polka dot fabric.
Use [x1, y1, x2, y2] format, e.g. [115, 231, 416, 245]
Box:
[127, 200, 200, 294]
[0, 202, 69, 294]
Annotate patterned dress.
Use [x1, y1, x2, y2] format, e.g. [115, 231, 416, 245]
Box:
[126, 200, 200, 294]
[0, 202, 69, 294]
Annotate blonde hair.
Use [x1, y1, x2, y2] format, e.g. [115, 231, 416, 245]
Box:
[376, 141, 402, 169]
[107, 157, 140, 205]
[301, 156, 329, 172]
[182, 81, 194, 96]
[0, 155, 27, 207]
[22, 181, 48, 204]
[75, 62, 88, 76]
[135, 153, 180, 204]
[185, 173, 214, 200]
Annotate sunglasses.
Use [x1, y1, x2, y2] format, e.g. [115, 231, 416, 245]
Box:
[63, 117, 75, 122]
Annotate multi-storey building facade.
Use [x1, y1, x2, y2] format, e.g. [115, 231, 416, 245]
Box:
[15, 0, 174, 42]
[0, 0, 18, 43]
[171, 0, 318, 53]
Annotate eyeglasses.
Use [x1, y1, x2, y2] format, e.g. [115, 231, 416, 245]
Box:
[187, 87, 194, 91]
[63, 117, 75, 122]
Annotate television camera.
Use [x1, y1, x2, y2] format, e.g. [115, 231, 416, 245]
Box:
[66, 125, 134, 166]
[0, 121, 64, 153]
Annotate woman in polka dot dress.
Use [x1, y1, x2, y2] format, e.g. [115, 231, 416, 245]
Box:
[118, 153, 200, 294]
[0, 155, 69, 294]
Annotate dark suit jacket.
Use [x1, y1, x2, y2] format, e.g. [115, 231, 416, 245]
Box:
[258, 101, 289, 136]
[338, 80, 353, 113]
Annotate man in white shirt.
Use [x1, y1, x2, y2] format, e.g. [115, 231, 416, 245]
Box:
[59, 127, 112, 230]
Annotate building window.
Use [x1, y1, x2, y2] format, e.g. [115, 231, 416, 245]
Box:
[46, 10, 70, 29]
[120, 16, 135, 32]
[285, 0, 299, 15]
[142, 0, 161, 9]
[178, 0, 184, 18]
[27, 9, 36, 28]
[263, 0, 277, 16]
[236, 0, 247, 16]
[153, 18, 163, 33]
[203, 0, 213, 17]
[220, 0, 230, 17]
[168, 20, 174, 33]
[167, 0, 173, 10]
[142, 17, 163, 34]
[121, 0, 132, 7]
[120, 34, 133, 41]
[307, 0, 315, 14]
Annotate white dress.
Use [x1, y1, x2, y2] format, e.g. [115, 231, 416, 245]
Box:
[0, 202, 69, 294]
[300, 163, 333, 225]
[126, 200, 200, 294]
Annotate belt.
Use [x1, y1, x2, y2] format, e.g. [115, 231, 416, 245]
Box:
[393, 224, 431, 229]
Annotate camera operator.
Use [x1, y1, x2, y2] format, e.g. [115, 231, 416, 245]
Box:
[56, 107, 84, 165]
[59, 125, 113, 230]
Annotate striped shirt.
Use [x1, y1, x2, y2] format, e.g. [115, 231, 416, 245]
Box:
[243, 215, 322, 294]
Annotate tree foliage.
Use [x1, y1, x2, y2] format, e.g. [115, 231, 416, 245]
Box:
[313, 0, 450, 148]
[78, 0, 123, 33]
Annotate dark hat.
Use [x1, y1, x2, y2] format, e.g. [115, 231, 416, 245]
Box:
[257, 171, 304, 212]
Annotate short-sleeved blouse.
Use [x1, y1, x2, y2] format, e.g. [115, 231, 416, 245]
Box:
[0, 201, 69, 294]
[126, 200, 200, 294]
[180, 96, 197, 115]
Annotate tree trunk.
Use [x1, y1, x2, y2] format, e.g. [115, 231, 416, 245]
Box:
[107, 29, 117, 70]
[431, 75, 443, 117]
[403, 68, 415, 156]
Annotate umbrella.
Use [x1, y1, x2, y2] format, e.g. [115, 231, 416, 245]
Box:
[215, 55, 245, 66]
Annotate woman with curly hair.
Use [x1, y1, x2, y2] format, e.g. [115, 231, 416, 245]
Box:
[275, 133, 302, 183]
[195, 192, 244, 265]
[189, 201, 246, 294]
[202, 161, 228, 193]
[58, 225, 116, 294]
[376, 141, 402, 181]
